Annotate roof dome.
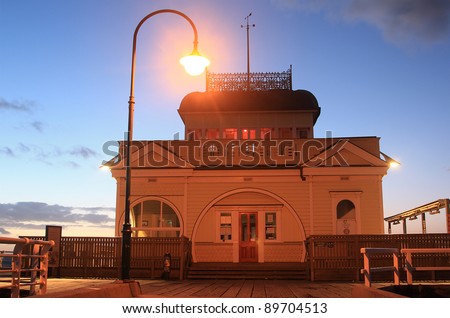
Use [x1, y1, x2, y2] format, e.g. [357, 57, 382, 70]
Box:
[179, 89, 320, 112]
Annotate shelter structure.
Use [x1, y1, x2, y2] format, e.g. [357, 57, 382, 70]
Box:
[384, 199, 450, 234]
[108, 68, 395, 264]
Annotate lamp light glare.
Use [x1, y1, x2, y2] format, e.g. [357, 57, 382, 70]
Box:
[180, 52, 210, 76]
[389, 161, 400, 168]
[380, 151, 400, 169]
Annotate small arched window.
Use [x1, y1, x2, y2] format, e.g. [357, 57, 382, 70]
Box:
[337, 199, 356, 220]
[131, 200, 181, 237]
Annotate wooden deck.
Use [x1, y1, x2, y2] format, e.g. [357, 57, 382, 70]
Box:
[42, 278, 360, 298]
[137, 279, 359, 298]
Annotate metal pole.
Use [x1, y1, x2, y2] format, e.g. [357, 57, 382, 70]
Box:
[121, 9, 201, 281]
[446, 198, 450, 234]
[241, 13, 255, 91]
[246, 21, 250, 90]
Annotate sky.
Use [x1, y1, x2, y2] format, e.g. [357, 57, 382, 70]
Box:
[1, 0, 449, 239]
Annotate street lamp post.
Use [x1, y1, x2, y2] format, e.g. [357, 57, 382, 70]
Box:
[121, 9, 209, 281]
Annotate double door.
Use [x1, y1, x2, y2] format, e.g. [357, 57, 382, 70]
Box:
[239, 212, 258, 262]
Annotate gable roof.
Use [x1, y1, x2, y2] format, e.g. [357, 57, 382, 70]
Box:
[110, 141, 194, 170]
[108, 137, 387, 171]
[303, 139, 388, 168]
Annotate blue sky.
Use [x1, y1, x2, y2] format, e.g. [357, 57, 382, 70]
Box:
[1, 0, 449, 238]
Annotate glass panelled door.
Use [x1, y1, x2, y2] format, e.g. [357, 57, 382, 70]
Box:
[239, 212, 258, 262]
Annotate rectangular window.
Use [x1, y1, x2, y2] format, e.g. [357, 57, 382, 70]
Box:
[241, 128, 256, 139]
[220, 213, 232, 241]
[260, 128, 273, 140]
[206, 128, 220, 139]
[265, 212, 277, 240]
[187, 129, 202, 140]
[279, 128, 292, 138]
[296, 128, 309, 138]
[223, 128, 237, 139]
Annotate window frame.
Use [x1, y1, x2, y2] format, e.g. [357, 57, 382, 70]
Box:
[130, 199, 182, 237]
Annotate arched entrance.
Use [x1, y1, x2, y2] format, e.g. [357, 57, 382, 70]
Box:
[191, 188, 307, 263]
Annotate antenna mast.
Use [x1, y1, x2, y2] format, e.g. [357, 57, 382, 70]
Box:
[241, 12, 255, 91]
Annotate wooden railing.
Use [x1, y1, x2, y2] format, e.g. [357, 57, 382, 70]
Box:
[25, 236, 191, 279]
[360, 248, 400, 287]
[306, 234, 450, 281]
[0, 237, 54, 297]
[360, 247, 450, 286]
[402, 248, 450, 284]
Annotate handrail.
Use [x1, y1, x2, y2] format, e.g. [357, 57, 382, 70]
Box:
[360, 248, 400, 287]
[0, 237, 54, 297]
[402, 248, 450, 285]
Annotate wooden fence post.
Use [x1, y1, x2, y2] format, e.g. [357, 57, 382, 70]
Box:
[405, 251, 413, 285]
[179, 238, 182, 280]
[311, 237, 315, 282]
[393, 251, 400, 285]
[361, 249, 371, 287]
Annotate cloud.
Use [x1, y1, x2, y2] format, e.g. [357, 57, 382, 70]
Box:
[346, 0, 450, 44]
[30, 121, 45, 133]
[18, 143, 31, 153]
[270, 0, 333, 11]
[67, 161, 81, 169]
[0, 97, 35, 112]
[0, 202, 115, 233]
[69, 146, 99, 159]
[0, 147, 15, 157]
[271, 0, 450, 45]
[5, 143, 99, 166]
[0, 227, 11, 235]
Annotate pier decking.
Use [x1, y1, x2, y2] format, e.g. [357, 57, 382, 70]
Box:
[41, 278, 362, 298]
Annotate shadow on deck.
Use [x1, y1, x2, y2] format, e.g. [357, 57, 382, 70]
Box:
[187, 262, 308, 280]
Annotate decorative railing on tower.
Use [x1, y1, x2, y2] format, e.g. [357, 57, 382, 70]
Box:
[206, 66, 292, 92]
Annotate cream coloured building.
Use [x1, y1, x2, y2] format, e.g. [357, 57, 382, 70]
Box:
[109, 70, 392, 264]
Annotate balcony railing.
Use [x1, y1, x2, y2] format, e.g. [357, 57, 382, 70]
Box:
[206, 66, 292, 92]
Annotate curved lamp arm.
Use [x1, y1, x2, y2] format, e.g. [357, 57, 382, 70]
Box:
[129, 9, 208, 112]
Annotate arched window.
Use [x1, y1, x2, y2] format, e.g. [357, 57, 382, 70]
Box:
[337, 199, 356, 220]
[131, 200, 181, 237]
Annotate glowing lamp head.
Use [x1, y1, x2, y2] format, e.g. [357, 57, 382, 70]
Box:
[380, 151, 400, 169]
[180, 49, 210, 76]
[389, 161, 400, 168]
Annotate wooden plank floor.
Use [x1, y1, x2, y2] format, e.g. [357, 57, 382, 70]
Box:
[137, 279, 360, 298]
[37, 278, 370, 298]
[39, 278, 360, 298]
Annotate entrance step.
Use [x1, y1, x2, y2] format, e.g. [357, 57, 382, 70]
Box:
[187, 262, 309, 280]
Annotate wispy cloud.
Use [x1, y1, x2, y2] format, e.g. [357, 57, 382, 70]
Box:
[69, 146, 99, 159]
[30, 121, 45, 133]
[0, 227, 11, 235]
[0, 97, 35, 112]
[18, 143, 31, 153]
[0, 147, 15, 157]
[271, 0, 450, 45]
[271, 0, 335, 12]
[67, 161, 81, 169]
[346, 0, 450, 44]
[0, 202, 115, 233]
[2, 143, 99, 167]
